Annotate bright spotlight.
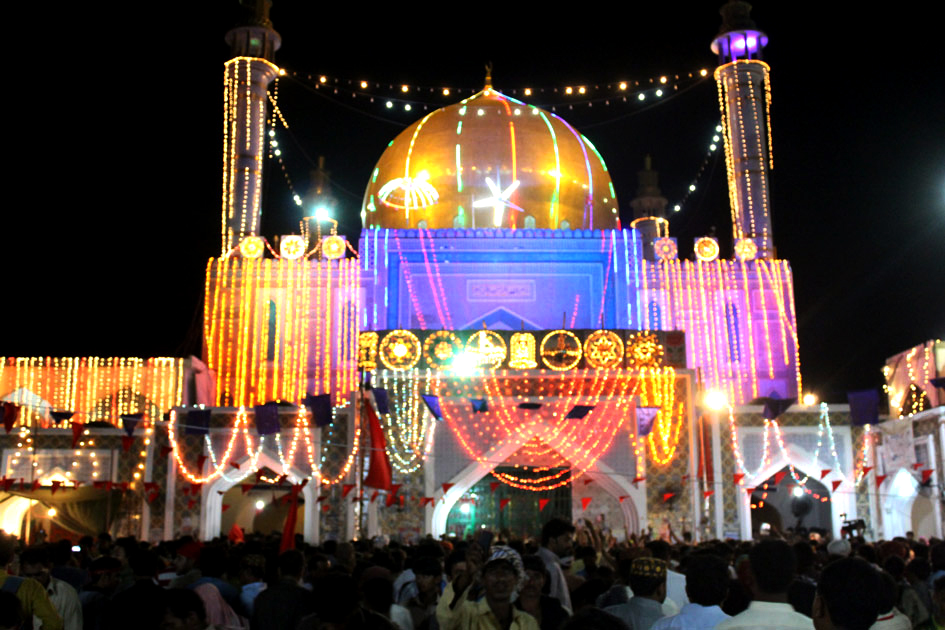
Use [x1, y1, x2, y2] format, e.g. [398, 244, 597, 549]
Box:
[255, 500, 265, 510]
[460, 503, 471, 515]
[47, 507, 57, 517]
[802, 393, 817, 406]
[703, 389, 728, 411]
[451, 352, 478, 377]
[313, 206, 331, 222]
[792, 486, 804, 498]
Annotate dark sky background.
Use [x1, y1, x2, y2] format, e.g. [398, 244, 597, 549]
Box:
[8, 3, 943, 404]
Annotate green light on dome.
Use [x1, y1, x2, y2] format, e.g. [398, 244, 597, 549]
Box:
[455, 144, 463, 192]
[458, 106, 466, 116]
[609, 182, 616, 198]
[456, 121, 462, 135]
[372, 168, 379, 183]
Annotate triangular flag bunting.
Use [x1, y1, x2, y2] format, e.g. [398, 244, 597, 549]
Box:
[566, 405, 595, 419]
[662, 492, 675, 502]
[618, 495, 628, 503]
[254, 402, 281, 435]
[489, 481, 500, 493]
[580, 497, 592, 511]
[71, 422, 84, 447]
[421, 394, 443, 420]
[538, 498, 550, 511]
[921, 469, 933, 483]
[322, 503, 330, 512]
[862, 466, 873, 476]
[420, 497, 434, 507]
[50, 480, 62, 495]
[196, 455, 207, 471]
[2, 403, 19, 433]
[49, 410, 74, 425]
[442, 483, 454, 494]
[303, 394, 333, 427]
[774, 471, 787, 485]
[372, 388, 390, 414]
[912, 462, 924, 470]
[230, 461, 241, 470]
[221, 504, 231, 512]
[342, 484, 355, 497]
[120, 413, 142, 437]
[583, 479, 594, 486]
[820, 469, 831, 479]
[470, 398, 488, 413]
[703, 490, 714, 499]
[632, 475, 645, 484]
[875, 474, 887, 487]
[121, 435, 134, 452]
[370, 490, 379, 503]
[159, 446, 173, 459]
[499, 498, 511, 511]
[241, 484, 253, 495]
[733, 473, 745, 485]
[832, 480, 843, 491]
[636, 406, 659, 436]
[745, 486, 756, 495]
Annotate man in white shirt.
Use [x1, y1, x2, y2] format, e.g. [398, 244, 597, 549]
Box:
[20, 547, 82, 630]
[652, 554, 730, 630]
[715, 539, 813, 630]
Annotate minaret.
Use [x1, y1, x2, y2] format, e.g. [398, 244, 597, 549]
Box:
[712, 0, 775, 259]
[629, 156, 670, 260]
[221, 0, 282, 254]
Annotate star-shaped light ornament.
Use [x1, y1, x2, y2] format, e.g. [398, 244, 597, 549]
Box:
[473, 176, 523, 227]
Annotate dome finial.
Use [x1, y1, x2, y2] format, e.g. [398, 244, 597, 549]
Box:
[484, 62, 493, 90]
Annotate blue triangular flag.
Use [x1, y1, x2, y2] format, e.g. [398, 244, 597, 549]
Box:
[565, 405, 595, 419]
[184, 408, 211, 436]
[120, 413, 143, 436]
[636, 407, 660, 436]
[470, 398, 488, 413]
[848, 389, 879, 426]
[372, 388, 390, 414]
[303, 394, 333, 427]
[518, 402, 542, 410]
[49, 410, 74, 425]
[930, 376, 945, 389]
[254, 402, 281, 435]
[762, 392, 796, 420]
[421, 394, 443, 421]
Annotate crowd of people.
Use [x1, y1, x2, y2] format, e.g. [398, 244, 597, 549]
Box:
[1, 520, 943, 630]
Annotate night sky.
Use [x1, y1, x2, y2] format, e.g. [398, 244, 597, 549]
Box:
[9, 3, 943, 404]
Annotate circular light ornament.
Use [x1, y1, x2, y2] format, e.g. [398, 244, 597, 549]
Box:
[626, 332, 664, 368]
[239, 236, 265, 259]
[583, 330, 625, 369]
[734, 238, 758, 261]
[508, 332, 538, 369]
[653, 237, 678, 261]
[379, 330, 421, 370]
[322, 235, 345, 260]
[422, 330, 463, 369]
[540, 330, 583, 371]
[465, 329, 507, 368]
[280, 235, 306, 260]
[694, 237, 720, 262]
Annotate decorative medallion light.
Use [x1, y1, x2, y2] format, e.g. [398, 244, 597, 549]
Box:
[694, 237, 720, 262]
[653, 236, 678, 261]
[465, 327, 507, 368]
[379, 330, 422, 370]
[239, 236, 265, 259]
[358, 332, 379, 370]
[626, 332, 664, 368]
[584, 330, 625, 369]
[734, 238, 758, 261]
[540, 330, 583, 371]
[322, 235, 345, 260]
[280, 235, 306, 260]
[509, 332, 538, 369]
[422, 331, 463, 369]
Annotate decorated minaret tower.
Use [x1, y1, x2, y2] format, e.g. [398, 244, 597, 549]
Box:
[712, 0, 775, 259]
[221, 0, 282, 254]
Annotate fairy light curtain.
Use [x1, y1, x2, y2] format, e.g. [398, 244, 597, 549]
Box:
[0, 357, 184, 429]
[434, 367, 681, 492]
[203, 256, 360, 407]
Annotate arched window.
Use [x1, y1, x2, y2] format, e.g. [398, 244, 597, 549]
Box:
[524, 215, 536, 229]
[559, 219, 570, 230]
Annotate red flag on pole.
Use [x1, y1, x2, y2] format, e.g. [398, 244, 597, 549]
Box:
[581, 497, 592, 511]
[832, 480, 843, 491]
[820, 469, 831, 479]
[922, 469, 934, 483]
[538, 498, 550, 511]
[875, 474, 887, 487]
[363, 400, 392, 491]
[499, 498, 511, 511]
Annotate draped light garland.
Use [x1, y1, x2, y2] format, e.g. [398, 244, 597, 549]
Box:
[379, 369, 440, 473]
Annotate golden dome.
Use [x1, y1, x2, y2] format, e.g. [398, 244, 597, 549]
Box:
[362, 88, 619, 230]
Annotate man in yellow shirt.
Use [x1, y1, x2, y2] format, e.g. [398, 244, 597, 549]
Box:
[0, 535, 63, 630]
[436, 544, 539, 630]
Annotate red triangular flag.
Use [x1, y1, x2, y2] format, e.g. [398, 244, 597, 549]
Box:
[832, 480, 843, 491]
[632, 475, 645, 484]
[442, 483, 454, 494]
[399, 495, 405, 508]
[703, 490, 714, 499]
[316, 494, 328, 502]
[159, 446, 172, 459]
[662, 492, 675, 503]
[499, 498, 511, 511]
[2, 403, 18, 433]
[490, 481, 500, 493]
[681, 474, 690, 482]
[363, 399, 393, 491]
[71, 422, 84, 447]
[875, 474, 887, 487]
[581, 497, 592, 510]
[222, 504, 231, 512]
[820, 469, 831, 479]
[733, 473, 744, 485]
[774, 471, 787, 485]
[583, 479, 594, 486]
[420, 497, 434, 507]
[93, 481, 107, 489]
[196, 455, 207, 470]
[342, 483, 355, 497]
[538, 498, 550, 511]
[217, 490, 226, 496]
[862, 466, 873, 476]
[618, 495, 628, 503]
[241, 483, 253, 495]
[322, 503, 330, 512]
[31, 480, 41, 491]
[72, 481, 82, 490]
[230, 461, 241, 470]
[50, 480, 62, 495]
[912, 462, 924, 470]
[370, 490, 379, 503]
[145, 489, 159, 503]
[385, 492, 398, 507]
[117, 482, 128, 491]
[190, 483, 202, 496]
[187, 499, 196, 509]
[745, 486, 756, 495]
[144, 482, 158, 493]
[121, 435, 134, 452]
[921, 469, 933, 483]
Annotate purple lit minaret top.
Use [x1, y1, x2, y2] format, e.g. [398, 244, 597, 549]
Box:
[710, 0, 768, 63]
